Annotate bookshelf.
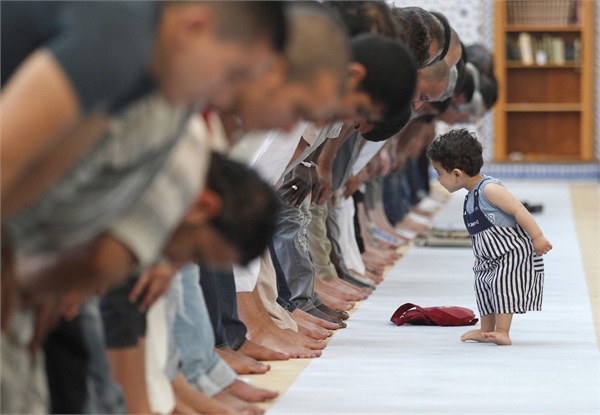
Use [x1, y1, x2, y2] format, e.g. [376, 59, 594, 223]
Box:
[494, 0, 595, 162]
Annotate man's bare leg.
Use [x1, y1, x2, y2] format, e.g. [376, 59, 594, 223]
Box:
[371, 201, 413, 242]
[106, 340, 152, 415]
[251, 288, 328, 350]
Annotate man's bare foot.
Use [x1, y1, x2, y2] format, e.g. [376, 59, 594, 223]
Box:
[397, 217, 431, 235]
[172, 375, 237, 415]
[460, 329, 488, 343]
[317, 291, 356, 311]
[239, 339, 291, 361]
[364, 247, 399, 264]
[212, 389, 264, 415]
[315, 276, 369, 301]
[362, 254, 388, 272]
[289, 311, 333, 340]
[323, 277, 372, 298]
[316, 303, 349, 321]
[364, 269, 384, 284]
[291, 307, 340, 330]
[226, 379, 278, 402]
[482, 331, 512, 345]
[305, 306, 346, 328]
[172, 399, 196, 415]
[246, 326, 323, 358]
[214, 347, 270, 374]
[281, 327, 327, 350]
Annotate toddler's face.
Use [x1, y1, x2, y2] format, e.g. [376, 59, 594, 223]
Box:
[431, 161, 461, 193]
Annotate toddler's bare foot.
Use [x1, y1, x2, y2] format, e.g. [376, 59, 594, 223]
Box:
[482, 331, 512, 345]
[460, 329, 488, 343]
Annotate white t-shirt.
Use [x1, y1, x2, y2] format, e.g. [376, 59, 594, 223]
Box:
[352, 140, 387, 176]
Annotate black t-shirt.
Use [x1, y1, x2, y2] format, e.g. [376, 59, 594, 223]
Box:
[1, 1, 161, 113]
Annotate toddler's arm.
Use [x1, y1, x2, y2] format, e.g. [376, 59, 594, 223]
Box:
[483, 183, 553, 256]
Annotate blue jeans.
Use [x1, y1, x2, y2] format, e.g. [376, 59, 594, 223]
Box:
[199, 265, 248, 350]
[271, 196, 319, 311]
[173, 264, 237, 397]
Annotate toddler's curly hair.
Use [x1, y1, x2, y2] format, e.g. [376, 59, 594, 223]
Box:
[426, 128, 483, 176]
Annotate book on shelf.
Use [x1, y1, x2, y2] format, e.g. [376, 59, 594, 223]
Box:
[518, 32, 534, 65]
[551, 37, 565, 65]
[507, 0, 580, 26]
[507, 32, 578, 65]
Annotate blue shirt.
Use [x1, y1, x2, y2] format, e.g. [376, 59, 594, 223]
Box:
[465, 175, 517, 228]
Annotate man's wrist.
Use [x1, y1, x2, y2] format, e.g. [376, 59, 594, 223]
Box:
[300, 161, 318, 168]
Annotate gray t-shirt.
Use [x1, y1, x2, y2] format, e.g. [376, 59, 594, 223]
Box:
[1, 1, 162, 113]
[5, 93, 192, 261]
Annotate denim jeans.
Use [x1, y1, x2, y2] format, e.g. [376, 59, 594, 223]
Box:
[269, 244, 297, 312]
[199, 265, 248, 350]
[271, 196, 318, 311]
[173, 264, 237, 397]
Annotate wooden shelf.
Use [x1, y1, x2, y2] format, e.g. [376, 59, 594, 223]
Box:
[505, 25, 582, 32]
[506, 61, 581, 69]
[495, 157, 590, 163]
[505, 103, 581, 112]
[504, 154, 588, 162]
[494, 0, 595, 163]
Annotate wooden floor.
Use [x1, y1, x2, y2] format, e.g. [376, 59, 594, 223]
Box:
[241, 182, 599, 413]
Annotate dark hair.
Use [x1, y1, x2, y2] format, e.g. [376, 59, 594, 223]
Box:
[426, 11, 451, 66]
[465, 43, 495, 78]
[426, 128, 483, 176]
[351, 34, 417, 121]
[210, 1, 287, 53]
[206, 152, 278, 265]
[362, 106, 410, 142]
[479, 74, 498, 110]
[458, 68, 475, 102]
[453, 41, 468, 95]
[324, 0, 399, 38]
[284, 1, 350, 86]
[391, 7, 431, 68]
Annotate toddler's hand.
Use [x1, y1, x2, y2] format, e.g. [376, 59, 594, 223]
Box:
[533, 235, 552, 256]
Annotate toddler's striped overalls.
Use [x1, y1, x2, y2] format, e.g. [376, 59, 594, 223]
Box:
[463, 179, 544, 316]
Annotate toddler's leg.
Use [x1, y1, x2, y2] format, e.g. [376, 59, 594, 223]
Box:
[460, 314, 495, 343]
[482, 313, 513, 345]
